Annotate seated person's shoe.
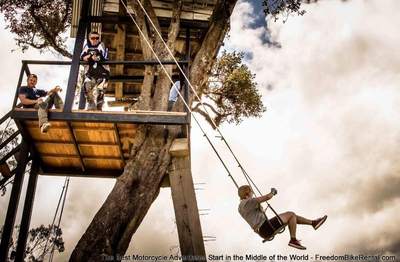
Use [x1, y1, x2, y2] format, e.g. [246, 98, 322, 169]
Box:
[312, 215, 327, 230]
[40, 122, 51, 133]
[288, 239, 306, 250]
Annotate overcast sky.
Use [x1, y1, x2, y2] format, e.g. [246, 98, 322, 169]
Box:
[1, 0, 399, 261]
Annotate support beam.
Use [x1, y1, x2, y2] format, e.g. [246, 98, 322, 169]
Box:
[64, 0, 90, 112]
[0, 130, 20, 150]
[115, 24, 126, 99]
[0, 142, 30, 261]
[169, 143, 206, 261]
[67, 122, 86, 171]
[11, 110, 188, 125]
[170, 138, 189, 157]
[40, 168, 122, 178]
[113, 124, 126, 165]
[12, 62, 27, 108]
[15, 159, 39, 261]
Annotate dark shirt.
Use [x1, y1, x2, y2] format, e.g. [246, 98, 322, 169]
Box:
[19, 86, 47, 108]
[80, 42, 110, 80]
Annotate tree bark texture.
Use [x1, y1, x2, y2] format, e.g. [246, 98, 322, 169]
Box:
[70, 1, 237, 261]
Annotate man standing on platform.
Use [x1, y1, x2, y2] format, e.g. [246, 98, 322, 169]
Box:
[168, 80, 181, 111]
[80, 31, 110, 111]
[18, 74, 63, 133]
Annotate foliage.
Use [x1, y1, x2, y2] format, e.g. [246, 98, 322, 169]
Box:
[262, 0, 308, 21]
[0, 224, 65, 261]
[193, 51, 266, 127]
[0, 0, 73, 57]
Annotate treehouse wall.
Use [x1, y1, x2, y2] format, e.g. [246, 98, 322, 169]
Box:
[71, 0, 216, 106]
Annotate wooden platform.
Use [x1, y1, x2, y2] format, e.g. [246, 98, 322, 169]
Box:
[21, 120, 137, 177]
[11, 109, 188, 177]
[11, 109, 188, 125]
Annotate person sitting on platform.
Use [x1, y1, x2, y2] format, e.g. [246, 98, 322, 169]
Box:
[18, 74, 63, 133]
[238, 185, 327, 250]
[80, 31, 110, 111]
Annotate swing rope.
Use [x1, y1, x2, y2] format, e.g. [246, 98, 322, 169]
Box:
[48, 177, 70, 262]
[40, 177, 70, 261]
[124, 0, 269, 197]
[120, 1, 284, 235]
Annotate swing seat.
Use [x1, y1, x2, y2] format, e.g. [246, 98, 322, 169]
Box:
[261, 225, 286, 243]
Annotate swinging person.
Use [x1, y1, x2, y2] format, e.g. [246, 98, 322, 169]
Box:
[238, 185, 327, 250]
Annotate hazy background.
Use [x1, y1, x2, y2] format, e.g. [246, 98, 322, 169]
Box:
[1, 0, 399, 260]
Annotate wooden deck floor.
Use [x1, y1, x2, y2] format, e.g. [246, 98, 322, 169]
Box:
[12, 109, 188, 177]
[21, 120, 136, 177]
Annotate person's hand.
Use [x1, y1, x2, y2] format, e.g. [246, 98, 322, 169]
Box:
[48, 86, 62, 95]
[36, 98, 44, 104]
[83, 54, 91, 61]
[270, 188, 278, 196]
[92, 54, 100, 61]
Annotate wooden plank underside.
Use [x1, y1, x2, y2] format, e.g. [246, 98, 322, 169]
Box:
[41, 156, 82, 168]
[21, 118, 138, 172]
[83, 158, 124, 169]
[35, 142, 77, 155]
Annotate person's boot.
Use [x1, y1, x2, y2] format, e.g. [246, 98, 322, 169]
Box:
[312, 215, 328, 230]
[40, 122, 51, 133]
[87, 101, 96, 111]
[288, 238, 306, 250]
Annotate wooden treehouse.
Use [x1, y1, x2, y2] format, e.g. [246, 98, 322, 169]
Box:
[0, 0, 218, 261]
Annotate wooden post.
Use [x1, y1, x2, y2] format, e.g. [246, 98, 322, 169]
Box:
[115, 24, 126, 99]
[169, 139, 206, 261]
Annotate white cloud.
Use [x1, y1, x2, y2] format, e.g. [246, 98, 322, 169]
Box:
[1, 0, 400, 259]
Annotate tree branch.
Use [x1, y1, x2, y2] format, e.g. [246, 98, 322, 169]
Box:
[189, 0, 238, 102]
[192, 107, 217, 129]
[27, 7, 71, 58]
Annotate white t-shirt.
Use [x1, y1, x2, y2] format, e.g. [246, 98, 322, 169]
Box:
[238, 198, 266, 231]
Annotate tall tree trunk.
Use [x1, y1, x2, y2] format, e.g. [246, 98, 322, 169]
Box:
[70, 1, 237, 260]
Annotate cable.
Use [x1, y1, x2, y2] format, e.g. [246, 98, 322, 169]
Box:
[120, 0, 240, 188]
[119, 2, 284, 234]
[49, 177, 70, 262]
[128, 0, 263, 196]
[40, 177, 68, 260]
[121, 1, 286, 232]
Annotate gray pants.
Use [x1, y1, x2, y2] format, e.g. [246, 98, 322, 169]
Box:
[35, 93, 64, 127]
[83, 77, 108, 110]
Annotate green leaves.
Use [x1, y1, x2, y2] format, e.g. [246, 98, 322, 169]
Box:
[0, 0, 73, 57]
[194, 51, 266, 127]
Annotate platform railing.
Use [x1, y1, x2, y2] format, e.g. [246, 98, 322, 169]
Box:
[13, 59, 189, 108]
[10, 60, 190, 125]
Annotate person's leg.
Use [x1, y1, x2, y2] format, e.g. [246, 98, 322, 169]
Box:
[278, 211, 297, 239]
[52, 92, 64, 109]
[36, 101, 50, 133]
[167, 100, 174, 111]
[45, 94, 55, 109]
[84, 78, 96, 110]
[296, 215, 313, 225]
[95, 79, 106, 111]
[278, 211, 307, 250]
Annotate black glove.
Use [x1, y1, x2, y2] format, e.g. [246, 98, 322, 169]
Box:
[270, 187, 277, 196]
